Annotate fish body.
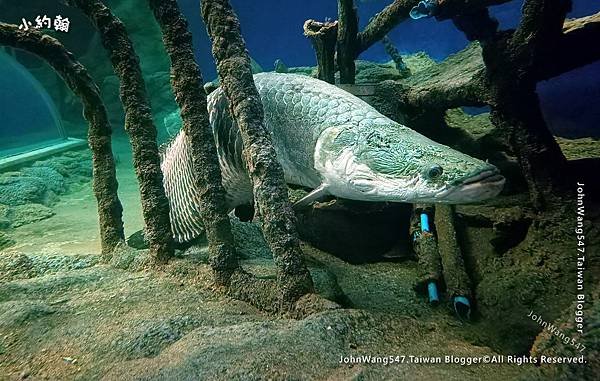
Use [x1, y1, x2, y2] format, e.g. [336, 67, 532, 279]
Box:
[161, 73, 504, 242]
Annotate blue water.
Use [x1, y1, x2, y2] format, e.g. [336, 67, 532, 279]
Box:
[0, 50, 65, 157]
[178, 0, 600, 137]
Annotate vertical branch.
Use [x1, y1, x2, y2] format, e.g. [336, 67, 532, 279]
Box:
[381, 35, 411, 77]
[513, 0, 572, 48]
[201, 0, 314, 308]
[337, 0, 359, 84]
[303, 20, 337, 84]
[434, 205, 471, 299]
[147, 0, 240, 284]
[452, 1, 570, 209]
[0, 23, 125, 255]
[512, 0, 572, 81]
[410, 204, 442, 294]
[66, 0, 174, 262]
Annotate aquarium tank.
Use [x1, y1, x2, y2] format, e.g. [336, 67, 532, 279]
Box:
[0, 49, 86, 168]
[0, 0, 598, 380]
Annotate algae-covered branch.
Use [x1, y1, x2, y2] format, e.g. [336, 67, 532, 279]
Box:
[0, 22, 124, 255]
[364, 0, 599, 209]
[65, 0, 175, 262]
[201, 0, 315, 308]
[146, 0, 241, 286]
[303, 19, 338, 84]
[442, 0, 575, 208]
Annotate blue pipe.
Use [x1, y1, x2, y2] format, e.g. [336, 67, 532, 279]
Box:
[427, 281, 439, 305]
[454, 296, 471, 320]
[420, 213, 430, 232]
[420, 212, 438, 305]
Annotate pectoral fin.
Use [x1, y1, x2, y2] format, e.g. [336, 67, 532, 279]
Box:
[293, 184, 329, 211]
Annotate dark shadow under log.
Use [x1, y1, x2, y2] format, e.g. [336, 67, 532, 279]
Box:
[0, 23, 124, 255]
[201, 0, 314, 309]
[66, 0, 174, 262]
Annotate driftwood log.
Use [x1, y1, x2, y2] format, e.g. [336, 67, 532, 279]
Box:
[377, 11, 600, 113]
[447, 0, 594, 209]
[434, 205, 471, 300]
[303, 20, 338, 84]
[66, 0, 174, 261]
[0, 23, 124, 255]
[147, 0, 240, 285]
[201, 0, 315, 309]
[337, 0, 359, 84]
[410, 204, 443, 294]
[332, 0, 512, 83]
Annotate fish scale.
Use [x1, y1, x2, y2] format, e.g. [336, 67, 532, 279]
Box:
[160, 72, 386, 242]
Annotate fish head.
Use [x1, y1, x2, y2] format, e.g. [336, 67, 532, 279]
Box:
[314, 122, 505, 204]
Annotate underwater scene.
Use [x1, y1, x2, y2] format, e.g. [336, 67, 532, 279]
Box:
[0, 0, 599, 379]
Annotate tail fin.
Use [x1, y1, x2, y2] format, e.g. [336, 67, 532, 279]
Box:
[160, 131, 206, 242]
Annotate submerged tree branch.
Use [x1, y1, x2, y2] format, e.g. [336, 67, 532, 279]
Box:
[376, 42, 488, 113]
[562, 11, 600, 33]
[511, 0, 572, 82]
[356, 0, 511, 56]
[66, 0, 174, 262]
[337, 0, 359, 84]
[512, 0, 571, 48]
[303, 20, 338, 84]
[474, 0, 571, 209]
[356, 0, 417, 56]
[147, 0, 240, 284]
[382, 10, 600, 113]
[382, 35, 411, 76]
[0, 23, 125, 255]
[201, 0, 314, 309]
[434, 205, 471, 299]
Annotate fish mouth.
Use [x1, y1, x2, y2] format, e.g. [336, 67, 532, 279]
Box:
[437, 169, 506, 203]
[462, 170, 505, 186]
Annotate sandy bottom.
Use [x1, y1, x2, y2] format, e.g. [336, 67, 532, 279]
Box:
[8, 139, 144, 256]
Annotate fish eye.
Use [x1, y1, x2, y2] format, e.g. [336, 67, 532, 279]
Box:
[426, 164, 443, 179]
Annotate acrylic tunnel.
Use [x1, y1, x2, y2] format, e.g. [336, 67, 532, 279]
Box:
[0, 49, 85, 170]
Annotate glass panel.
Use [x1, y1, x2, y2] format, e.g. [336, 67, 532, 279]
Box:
[0, 49, 66, 158]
